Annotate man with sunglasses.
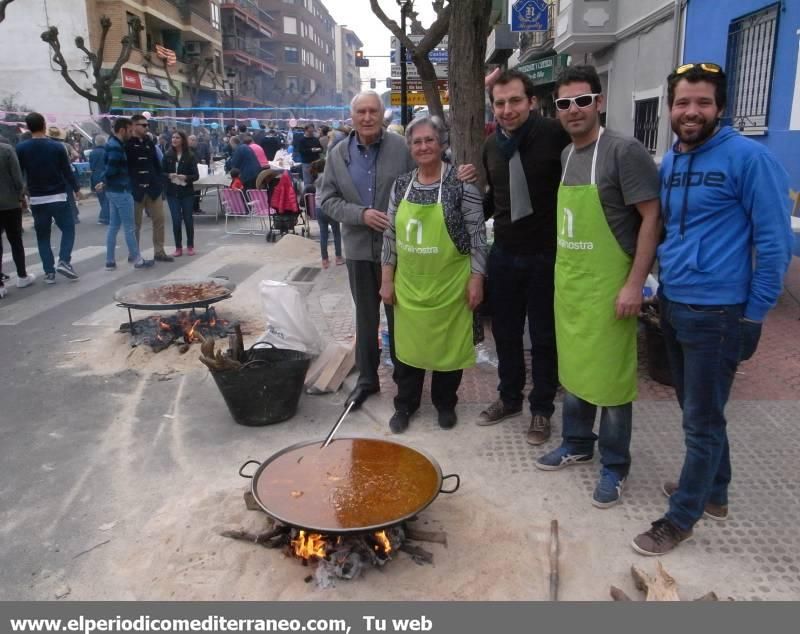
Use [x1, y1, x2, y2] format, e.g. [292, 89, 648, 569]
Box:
[478, 69, 570, 444]
[632, 63, 793, 556]
[536, 65, 661, 511]
[126, 114, 173, 263]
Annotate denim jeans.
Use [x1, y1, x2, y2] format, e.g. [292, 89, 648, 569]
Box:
[487, 244, 558, 418]
[166, 194, 195, 249]
[106, 190, 140, 264]
[302, 163, 314, 188]
[660, 295, 744, 531]
[97, 190, 110, 223]
[317, 208, 341, 260]
[562, 391, 632, 477]
[31, 200, 75, 275]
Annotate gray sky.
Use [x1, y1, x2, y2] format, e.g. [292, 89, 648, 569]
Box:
[323, 0, 438, 88]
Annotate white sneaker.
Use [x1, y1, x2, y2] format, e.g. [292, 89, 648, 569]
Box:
[16, 274, 36, 288]
[0, 286, 7, 299]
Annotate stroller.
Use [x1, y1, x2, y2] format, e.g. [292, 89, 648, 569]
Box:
[251, 170, 308, 242]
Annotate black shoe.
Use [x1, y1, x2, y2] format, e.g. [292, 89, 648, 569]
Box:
[389, 411, 410, 434]
[437, 409, 458, 429]
[345, 385, 379, 410]
[154, 253, 174, 262]
[56, 260, 79, 280]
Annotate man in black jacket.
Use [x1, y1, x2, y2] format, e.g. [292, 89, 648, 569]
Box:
[479, 69, 571, 445]
[126, 114, 172, 262]
[298, 124, 323, 188]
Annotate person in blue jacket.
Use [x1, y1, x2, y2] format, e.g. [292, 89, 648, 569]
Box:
[632, 63, 794, 556]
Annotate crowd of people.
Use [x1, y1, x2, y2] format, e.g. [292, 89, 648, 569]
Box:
[0, 61, 795, 559]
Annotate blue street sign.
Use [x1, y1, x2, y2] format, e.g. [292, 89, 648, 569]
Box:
[510, 0, 550, 33]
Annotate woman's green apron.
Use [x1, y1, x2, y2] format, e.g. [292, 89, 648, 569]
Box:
[555, 129, 637, 406]
[394, 166, 475, 372]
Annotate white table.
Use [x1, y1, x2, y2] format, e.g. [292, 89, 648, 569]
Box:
[194, 173, 231, 222]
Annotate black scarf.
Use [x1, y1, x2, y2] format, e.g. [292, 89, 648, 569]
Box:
[494, 114, 535, 160]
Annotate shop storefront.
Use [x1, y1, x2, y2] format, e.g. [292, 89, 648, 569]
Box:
[111, 68, 180, 127]
[516, 53, 570, 118]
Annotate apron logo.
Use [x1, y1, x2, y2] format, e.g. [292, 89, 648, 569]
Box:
[557, 207, 594, 250]
[561, 207, 575, 238]
[405, 218, 423, 245]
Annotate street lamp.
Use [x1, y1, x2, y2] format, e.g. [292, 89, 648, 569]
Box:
[396, 0, 414, 126]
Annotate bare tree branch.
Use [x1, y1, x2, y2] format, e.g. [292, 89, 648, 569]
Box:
[41, 27, 97, 102]
[142, 53, 181, 107]
[186, 57, 215, 106]
[94, 15, 113, 76]
[0, 0, 17, 24]
[106, 20, 141, 92]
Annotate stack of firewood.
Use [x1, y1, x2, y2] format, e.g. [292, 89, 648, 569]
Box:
[198, 324, 246, 371]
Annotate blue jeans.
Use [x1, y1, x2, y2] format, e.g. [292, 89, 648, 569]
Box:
[561, 391, 632, 476]
[301, 163, 314, 188]
[31, 201, 75, 275]
[166, 194, 195, 249]
[96, 190, 110, 223]
[317, 209, 341, 260]
[487, 244, 558, 418]
[106, 190, 140, 264]
[660, 295, 743, 531]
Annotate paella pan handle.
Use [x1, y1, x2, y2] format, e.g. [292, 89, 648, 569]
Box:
[439, 473, 460, 494]
[238, 459, 261, 479]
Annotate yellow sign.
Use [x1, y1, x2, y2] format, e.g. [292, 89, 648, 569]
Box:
[391, 92, 449, 106]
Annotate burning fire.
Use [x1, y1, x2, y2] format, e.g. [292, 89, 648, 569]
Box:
[291, 531, 327, 559]
[290, 530, 393, 561]
[185, 319, 201, 342]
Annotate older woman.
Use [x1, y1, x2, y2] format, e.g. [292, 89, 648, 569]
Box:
[380, 116, 487, 433]
[89, 134, 109, 224]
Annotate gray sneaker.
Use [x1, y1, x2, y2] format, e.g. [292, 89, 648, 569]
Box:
[44, 272, 57, 284]
[134, 259, 155, 269]
[477, 399, 522, 426]
[56, 260, 79, 280]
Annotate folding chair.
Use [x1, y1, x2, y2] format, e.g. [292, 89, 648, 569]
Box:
[245, 188, 272, 239]
[221, 187, 254, 235]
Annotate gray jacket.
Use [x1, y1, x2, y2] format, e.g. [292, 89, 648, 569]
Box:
[0, 140, 24, 211]
[320, 130, 415, 262]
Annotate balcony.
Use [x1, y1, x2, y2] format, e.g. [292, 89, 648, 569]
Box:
[220, 0, 274, 37]
[554, 0, 617, 56]
[223, 35, 277, 74]
[518, 0, 557, 62]
[486, 23, 519, 64]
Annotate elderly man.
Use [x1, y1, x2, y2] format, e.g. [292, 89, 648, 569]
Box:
[321, 91, 475, 409]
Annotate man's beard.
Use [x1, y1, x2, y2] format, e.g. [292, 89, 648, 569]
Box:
[673, 115, 718, 147]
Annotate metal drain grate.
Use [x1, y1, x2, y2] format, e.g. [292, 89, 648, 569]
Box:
[291, 266, 321, 283]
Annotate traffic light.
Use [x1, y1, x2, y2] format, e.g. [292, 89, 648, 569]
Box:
[370, 78, 376, 89]
[355, 50, 369, 67]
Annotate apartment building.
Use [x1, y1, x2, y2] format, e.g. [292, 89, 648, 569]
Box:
[262, 0, 338, 118]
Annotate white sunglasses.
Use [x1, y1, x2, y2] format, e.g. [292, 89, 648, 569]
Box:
[554, 93, 601, 111]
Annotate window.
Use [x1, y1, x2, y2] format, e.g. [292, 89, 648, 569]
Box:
[126, 12, 142, 49]
[633, 98, 659, 155]
[284, 46, 299, 63]
[725, 4, 778, 133]
[210, 2, 220, 30]
[214, 51, 222, 74]
[286, 76, 299, 92]
[283, 16, 297, 35]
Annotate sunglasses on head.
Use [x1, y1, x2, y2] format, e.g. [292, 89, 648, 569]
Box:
[673, 62, 722, 75]
[554, 93, 600, 111]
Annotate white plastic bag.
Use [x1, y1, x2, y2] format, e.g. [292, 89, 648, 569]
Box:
[257, 280, 322, 355]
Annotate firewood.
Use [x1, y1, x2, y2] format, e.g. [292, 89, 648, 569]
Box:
[631, 562, 681, 601]
[404, 527, 447, 546]
[610, 586, 632, 601]
[549, 519, 559, 601]
[197, 333, 215, 359]
[234, 324, 245, 362]
[399, 543, 434, 565]
[220, 525, 290, 546]
[693, 591, 720, 601]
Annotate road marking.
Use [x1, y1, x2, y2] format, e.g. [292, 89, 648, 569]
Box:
[0, 248, 153, 326]
[1, 246, 106, 281]
[1, 247, 38, 267]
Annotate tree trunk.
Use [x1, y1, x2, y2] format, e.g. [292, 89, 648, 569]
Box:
[414, 54, 444, 121]
[447, 0, 492, 183]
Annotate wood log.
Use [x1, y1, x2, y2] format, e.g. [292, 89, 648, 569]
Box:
[610, 586, 632, 601]
[304, 343, 340, 388]
[310, 339, 356, 394]
[234, 324, 245, 362]
[549, 519, 559, 601]
[399, 543, 434, 565]
[404, 527, 448, 546]
[220, 525, 289, 546]
[631, 562, 681, 601]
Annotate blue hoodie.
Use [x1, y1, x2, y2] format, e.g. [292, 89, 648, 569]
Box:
[657, 126, 793, 322]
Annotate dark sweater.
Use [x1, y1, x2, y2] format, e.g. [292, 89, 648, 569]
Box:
[298, 135, 323, 164]
[482, 114, 570, 255]
[15, 138, 79, 198]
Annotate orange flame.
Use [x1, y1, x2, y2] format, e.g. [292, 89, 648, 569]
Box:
[159, 320, 172, 331]
[185, 319, 201, 341]
[374, 530, 392, 554]
[291, 531, 327, 559]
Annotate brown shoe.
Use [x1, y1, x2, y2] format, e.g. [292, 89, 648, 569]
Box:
[662, 481, 728, 521]
[631, 518, 693, 556]
[477, 399, 522, 426]
[526, 414, 551, 445]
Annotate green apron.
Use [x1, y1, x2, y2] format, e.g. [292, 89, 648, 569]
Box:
[394, 166, 475, 372]
[555, 129, 637, 406]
